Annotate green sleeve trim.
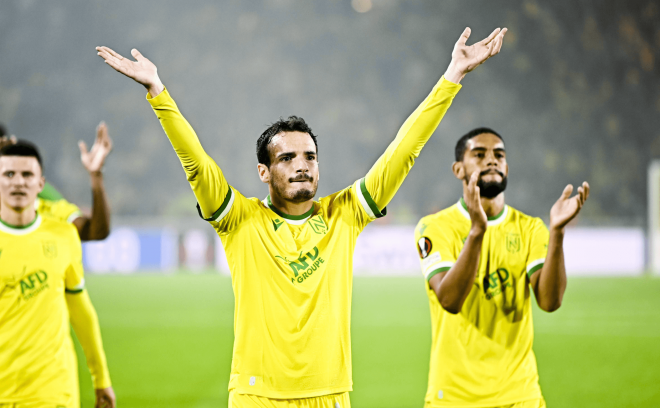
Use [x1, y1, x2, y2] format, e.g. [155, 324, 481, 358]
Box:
[359, 178, 386, 219]
[38, 182, 64, 201]
[426, 266, 451, 282]
[196, 187, 234, 221]
[527, 263, 544, 278]
[65, 288, 84, 294]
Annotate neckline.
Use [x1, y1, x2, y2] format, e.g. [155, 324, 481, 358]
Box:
[458, 198, 508, 226]
[0, 213, 43, 235]
[264, 195, 314, 224]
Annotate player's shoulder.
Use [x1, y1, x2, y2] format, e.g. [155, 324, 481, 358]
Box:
[415, 202, 465, 236]
[506, 205, 546, 228]
[39, 214, 79, 237]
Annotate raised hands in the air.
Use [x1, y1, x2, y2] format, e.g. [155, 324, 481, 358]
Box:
[549, 182, 590, 231]
[79, 121, 113, 174]
[444, 27, 508, 84]
[96, 47, 164, 98]
[463, 172, 488, 234]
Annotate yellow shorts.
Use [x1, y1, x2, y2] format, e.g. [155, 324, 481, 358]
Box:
[0, 403, 70, 408]
[229, 390, 351, 408]
[493, 398, 546, 408]
[424, 398, 546, 408]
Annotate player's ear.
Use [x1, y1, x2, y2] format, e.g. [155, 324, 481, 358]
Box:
[38, 176, 45, 193]
[257, 163, 270, 184]
[452, 161, 464, 180]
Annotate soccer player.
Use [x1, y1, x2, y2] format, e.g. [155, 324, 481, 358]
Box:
[96, 26, 507, 407]
[0, 122, 113, 241]
[414, 128, 590, 407]
[0, 141, 115, 408]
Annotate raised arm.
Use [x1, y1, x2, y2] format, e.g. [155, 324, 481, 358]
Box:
[96, 47, 228, 218]
[530, 182, 590, 312]
[67, 290, 115, 408]
[74, 121, 112, 241]
[428, 172, 487, 314]
[364, 27, 507, 211]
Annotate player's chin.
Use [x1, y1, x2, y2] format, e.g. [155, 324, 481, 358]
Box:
[288, 186, 316, 202]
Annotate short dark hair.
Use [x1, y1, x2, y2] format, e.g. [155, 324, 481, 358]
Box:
[256, 116, 318, 167]
[0, 139, 43, 168]
[454, 127, 504, 162]
[0, 123, 7, 137]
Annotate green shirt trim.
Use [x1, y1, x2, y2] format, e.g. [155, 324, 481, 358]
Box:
[527, 262, 544, 278]
[197, 187, 234, 222]
[265, 195, 315, 221]
[426, 266, 451, 282]
[359, 178, 386, 219]
[460, 197, 505, 221]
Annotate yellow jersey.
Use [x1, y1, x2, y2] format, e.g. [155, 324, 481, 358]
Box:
[415, 198, 549, 407]
[0, 214, 85, 406]
[36, 182, 82, 224]
[148, 77, 462, 398]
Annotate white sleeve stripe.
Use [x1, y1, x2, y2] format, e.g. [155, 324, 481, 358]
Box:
[526, 258, 545, 273]
[424, 261, 454, 277]
[68, 278, 85, 291]
[215, 189, 235, 223]
[354, 180, 376, 219]
[66, 211, 83, 223]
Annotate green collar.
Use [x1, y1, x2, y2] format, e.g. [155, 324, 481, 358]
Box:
[459, 197, 506, 221]
[0, 213, 42, 235]
[265, 195, 314, 221]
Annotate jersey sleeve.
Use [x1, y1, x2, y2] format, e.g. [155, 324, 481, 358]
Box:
[526, 218, 549, 278]
[64, 225, 85, 293]
[414, 218, 460, 282]
[49, 199, 83, 223]
[148, 88, 243, 233]
[362, 77, 461, 213]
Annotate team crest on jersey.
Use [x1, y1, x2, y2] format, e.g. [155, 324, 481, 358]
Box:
[506, 233, 521, 253]
[417, 237, 433, 259]
[308, 215, 328, 235]
[42, 241, 57, 259]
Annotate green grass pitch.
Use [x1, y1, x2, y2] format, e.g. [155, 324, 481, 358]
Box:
[74, 275, 660, 407]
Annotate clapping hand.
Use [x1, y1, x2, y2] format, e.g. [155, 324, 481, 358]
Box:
[549, 182, 590, 231]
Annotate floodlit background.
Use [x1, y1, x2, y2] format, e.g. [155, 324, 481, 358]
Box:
[1, 0, 659, 407]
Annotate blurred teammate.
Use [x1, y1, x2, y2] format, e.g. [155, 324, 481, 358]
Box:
[414, 128, 590, 408]
[0, 141, 115, 407]
[97, 26, 506, 407]
[0, 122, 112, 241]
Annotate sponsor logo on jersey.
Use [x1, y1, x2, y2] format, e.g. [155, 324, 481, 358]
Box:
[483, 268, 511, 300]
[417, 237, 432, 259]
[42, 240, 58, 259]
[276, 246, 326, 283]
[506, 233, 521, 253]
[308, 215, 328, 235]
[20, 270, 49, 301]
[273, 219, 284, 231]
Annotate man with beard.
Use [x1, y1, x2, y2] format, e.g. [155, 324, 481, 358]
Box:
[414, 128, 589, 408]
[97, 27, 506, 408]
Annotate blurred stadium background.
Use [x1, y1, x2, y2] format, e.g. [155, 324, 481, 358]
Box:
[2, 0, 660, 406]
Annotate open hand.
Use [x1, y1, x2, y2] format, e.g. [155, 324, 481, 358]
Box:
[444, 27, 507, 83]
[96, 46, 164, 97]
[463, 172, 488, 234]
[550, 182, 590, 231]
[95, 386, 116, 408]
[80, 121, 113, 174]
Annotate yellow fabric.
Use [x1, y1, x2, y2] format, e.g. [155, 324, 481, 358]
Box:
[229, 390, 350, 408]
[36, 198, 82, 224]
[415, 201, 549, 407]
[0, 402, 73, 408]
[0, 215, 83, 406]
[148, 77, 460, 399]
[423, 398, 546, 408]
[66, 291, 112, 389]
